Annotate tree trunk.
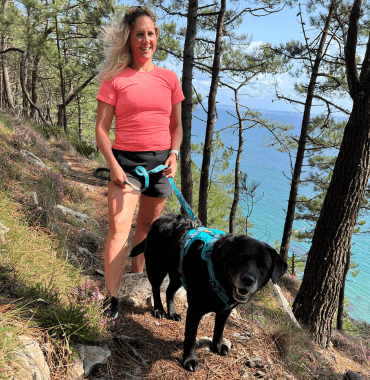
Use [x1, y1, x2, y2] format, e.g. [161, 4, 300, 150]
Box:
[30, 55, 40, 119]
[180, 0, 198, 211]
[1, 0, 14, 110]
[78, 95, 82, 141]
[198, 0, 226, 226]
[280, 0, 336, 261]
[229, 89, 244, 233]
[293, 0, 370, 347]
[337, 249, 351, 330]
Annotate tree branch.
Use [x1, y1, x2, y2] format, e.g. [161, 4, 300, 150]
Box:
[20, 51, 52, 130]
[345, 0, 362, 98]
[359, 33, 370, 82]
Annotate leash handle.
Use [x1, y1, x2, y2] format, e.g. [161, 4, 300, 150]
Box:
[93, 167, 141, 191]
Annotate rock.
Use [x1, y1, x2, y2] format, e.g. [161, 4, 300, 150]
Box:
[55, 205, 99, 227]
[233, 331, 253, 341]
[0, 221, 10, 244]
[13, 335, 51, 380]
[94, 268, 105, 277]
[82, 184, 95, 192]
[75, 344, 111, 377]
[59, 162, 71, 175]
[77, 247, 96, 267]
[343, 371, 366, 380]
[21, 150, 49, 169]
[23, 191, 39, 207]
[79, 228, 101, 252]
[246, 357, 264, 368]
[70, 356, 84, 380]
[118, 273, 187, 308]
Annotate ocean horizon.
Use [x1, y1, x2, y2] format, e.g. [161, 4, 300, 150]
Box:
[191, 104, 370, 324]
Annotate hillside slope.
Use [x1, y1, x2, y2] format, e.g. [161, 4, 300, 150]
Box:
[0, 112, 369, 380]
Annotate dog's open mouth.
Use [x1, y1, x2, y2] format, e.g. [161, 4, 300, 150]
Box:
[237, 288, 249, 296]
[233, 287, 250, 302]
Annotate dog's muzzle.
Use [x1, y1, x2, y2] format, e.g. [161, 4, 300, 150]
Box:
[231, 273, 258, 302]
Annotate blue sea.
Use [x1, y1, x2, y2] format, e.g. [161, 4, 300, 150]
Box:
[191, 105, 370, 324]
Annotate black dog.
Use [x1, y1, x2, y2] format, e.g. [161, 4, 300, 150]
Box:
[130, 213, 287, 372]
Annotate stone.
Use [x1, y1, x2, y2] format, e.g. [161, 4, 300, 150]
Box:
[79, 228, 101, 251]
[13, 335, 51, 380]
[70, 356, 84, 380]
[77, 247, 96, 267]
[75, 344, 111, 377]
[343, 371, 366, 380]
[24, 191, 39, 207]
[55, 205, 99, 227]
[0, 221, 10, 244]
[246, 357, 264, 368]
[118, 273, 187, 308]
[21, 150, 49, 169]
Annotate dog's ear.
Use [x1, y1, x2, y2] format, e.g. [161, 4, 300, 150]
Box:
[269, 247, 288, 284]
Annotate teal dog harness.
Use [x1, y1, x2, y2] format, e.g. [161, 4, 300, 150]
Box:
[178, 227, 237, 310]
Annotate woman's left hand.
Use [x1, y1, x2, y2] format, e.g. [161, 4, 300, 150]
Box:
[163, 153, 178, 178]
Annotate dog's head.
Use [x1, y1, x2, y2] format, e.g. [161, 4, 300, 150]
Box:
[216, 235, 287, 303]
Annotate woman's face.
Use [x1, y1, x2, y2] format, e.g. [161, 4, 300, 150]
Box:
[129, 16, 158, 65]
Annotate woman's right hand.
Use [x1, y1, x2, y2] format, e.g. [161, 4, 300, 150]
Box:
[110, 162, 129, 188]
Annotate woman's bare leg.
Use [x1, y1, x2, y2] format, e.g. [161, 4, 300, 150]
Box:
[131, 194, 167, 273]
[104, 182, 140, 297]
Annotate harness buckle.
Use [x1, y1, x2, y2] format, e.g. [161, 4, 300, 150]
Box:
[209, 280, 220, 292]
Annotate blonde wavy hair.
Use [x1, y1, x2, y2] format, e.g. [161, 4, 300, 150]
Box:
[97, 6, 160, 82]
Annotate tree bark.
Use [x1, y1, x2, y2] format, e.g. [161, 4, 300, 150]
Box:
[180, 0, 198, 211]
[280, 0, 337, 261]
[1, 0, 14, 110]
[198, 0, 226, 226]
[337, 249, 350, 330]
[229, 89, 244, 233]
[30, 55, 40, 119]
[293, 0, 370, 346]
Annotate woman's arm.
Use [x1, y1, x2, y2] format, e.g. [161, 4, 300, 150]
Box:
[164, 102, 183, 178]
[95, 100, 128, 187]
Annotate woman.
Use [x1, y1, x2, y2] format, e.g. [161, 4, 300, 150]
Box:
[95, 6, 184, 319]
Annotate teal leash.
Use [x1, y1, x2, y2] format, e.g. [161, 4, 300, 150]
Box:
[93, 166, 197, 221]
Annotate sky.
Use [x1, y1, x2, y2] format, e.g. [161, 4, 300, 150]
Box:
[164, 2, 354, 116]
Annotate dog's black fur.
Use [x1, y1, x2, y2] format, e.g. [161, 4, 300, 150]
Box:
[130, 213, 287, 372]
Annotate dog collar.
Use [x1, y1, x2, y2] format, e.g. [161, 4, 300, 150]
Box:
[178, 227, 238, 310]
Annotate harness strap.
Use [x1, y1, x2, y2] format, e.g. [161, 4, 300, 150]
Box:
[179, 228, 237, 310]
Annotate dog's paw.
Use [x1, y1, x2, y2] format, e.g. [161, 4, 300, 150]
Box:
[212, 343, 230, 356]
[153, 309, 166, 319]
[182, 357, 199, 372]
[168, 312, 182, 322]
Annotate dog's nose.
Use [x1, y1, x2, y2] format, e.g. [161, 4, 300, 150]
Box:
[240, 273, 256, 287]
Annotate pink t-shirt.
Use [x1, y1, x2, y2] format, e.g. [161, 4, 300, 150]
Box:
[97, 66, 185, 151]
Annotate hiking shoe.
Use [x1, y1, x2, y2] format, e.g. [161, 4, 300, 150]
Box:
[104, 296, 119, 320]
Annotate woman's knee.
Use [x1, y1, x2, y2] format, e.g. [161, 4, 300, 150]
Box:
[108, 214, 133, 236]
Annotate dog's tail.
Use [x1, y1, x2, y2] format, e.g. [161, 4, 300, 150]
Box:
[130, 239, 147, 257]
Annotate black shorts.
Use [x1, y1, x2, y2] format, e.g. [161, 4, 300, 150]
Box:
[112, 149, 172, 198]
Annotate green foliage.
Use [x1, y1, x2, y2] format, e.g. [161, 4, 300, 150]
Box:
[166, 133, 248, 233]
